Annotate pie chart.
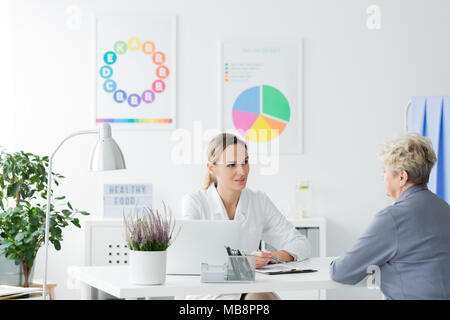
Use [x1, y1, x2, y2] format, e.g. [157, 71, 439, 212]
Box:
[232, 85, 290, 142]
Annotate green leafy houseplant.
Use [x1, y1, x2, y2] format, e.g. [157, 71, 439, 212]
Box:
[0, 148, 89, 287]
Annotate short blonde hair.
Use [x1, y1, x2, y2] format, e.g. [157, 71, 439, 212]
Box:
[377, 132, 437, 185]
[203, 133, 247, 189]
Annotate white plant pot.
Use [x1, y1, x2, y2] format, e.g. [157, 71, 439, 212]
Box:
[129, 250, 167, 285]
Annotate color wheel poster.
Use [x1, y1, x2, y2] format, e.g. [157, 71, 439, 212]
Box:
[95, 15, 176, 129]
[222, 42, 302, 154]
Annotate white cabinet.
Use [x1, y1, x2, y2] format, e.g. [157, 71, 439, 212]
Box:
[84, 219, 128, 300]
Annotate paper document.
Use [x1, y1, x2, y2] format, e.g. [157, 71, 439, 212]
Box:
[0, 285, 42, 297]
[255, 264, 302, 274]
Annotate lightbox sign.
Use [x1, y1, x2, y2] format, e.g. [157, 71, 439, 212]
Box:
[103, 184, 152, 218]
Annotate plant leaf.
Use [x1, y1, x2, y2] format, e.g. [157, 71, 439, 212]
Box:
[14, 232, 26, 243]
[53, 240, 61, 251]
[0, 242, 13, 253]
[71, 218, 81, 228]
[7, 182, 21, 198]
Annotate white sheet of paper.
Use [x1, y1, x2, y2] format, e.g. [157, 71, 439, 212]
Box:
[255, 264, 299, 274]
[0, 285, 42, 297]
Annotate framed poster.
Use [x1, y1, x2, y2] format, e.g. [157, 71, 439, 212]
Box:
[94, 15, 176, 130]
[221, 41, 303, 154]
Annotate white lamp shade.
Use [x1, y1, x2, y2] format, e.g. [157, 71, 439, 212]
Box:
[89, 123, 126, 171]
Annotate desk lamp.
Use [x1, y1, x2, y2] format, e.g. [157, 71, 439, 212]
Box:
[42, 123, 126, 299]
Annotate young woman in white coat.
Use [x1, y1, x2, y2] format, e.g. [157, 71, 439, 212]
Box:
[182, 133, 311, 300]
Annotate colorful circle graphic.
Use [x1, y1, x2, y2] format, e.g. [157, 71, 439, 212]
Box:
[142, 90, 155, 103]
[99, 66, 113, 79]
[114, 90, 127, 103]
[156, 66, 169, 79]
[128, 37, 142, 51]
[114, 41, 127, 55]
[152, 52, 166, 65]
[103, 80, 117, 93]
[128, 94, 141, 107]
[152, 80, 165, 93]
[142, 41, 155, 55]
[103, 51, 117, 65]
[100, 37, 170, 108]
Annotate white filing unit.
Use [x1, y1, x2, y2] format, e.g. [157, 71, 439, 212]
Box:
[85, 219, 129, 267]
[84, 217, 326, 300]
[262, 217, 327, 300]
[84, 219, 129, 299]
[290, 217, 326, 258]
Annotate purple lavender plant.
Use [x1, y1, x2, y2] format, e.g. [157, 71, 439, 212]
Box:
[123, 202, 178, 251]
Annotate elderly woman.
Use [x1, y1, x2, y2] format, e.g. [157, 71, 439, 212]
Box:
[330, 133, 450, 299]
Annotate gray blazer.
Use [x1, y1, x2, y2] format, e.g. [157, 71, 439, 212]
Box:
[330, 185, 450, 299]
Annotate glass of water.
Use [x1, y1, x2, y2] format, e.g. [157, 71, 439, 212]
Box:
[295, 178, 312, 218]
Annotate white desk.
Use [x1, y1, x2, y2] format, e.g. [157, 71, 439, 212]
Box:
[78, 257, 366, 300]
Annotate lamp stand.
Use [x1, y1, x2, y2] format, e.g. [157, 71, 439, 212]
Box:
[43, 129, 97, 299]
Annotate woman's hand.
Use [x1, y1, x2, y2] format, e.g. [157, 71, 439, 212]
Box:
[250, 249, 273, 269]
[271, 250, 294, 263]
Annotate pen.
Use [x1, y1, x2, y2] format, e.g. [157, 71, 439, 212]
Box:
[269, 255, 287, 264]
[237, 249, 253, 280]
[224, 245, 233, 256]
[224, 245, 242, 280]
[247, 250, 287, 264]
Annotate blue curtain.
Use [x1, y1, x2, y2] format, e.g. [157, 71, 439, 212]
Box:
[410, 96, 449, 203]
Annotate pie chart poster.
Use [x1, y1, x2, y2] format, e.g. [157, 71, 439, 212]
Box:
[95, 15, 176, 129]
[222, 42, 302, 154]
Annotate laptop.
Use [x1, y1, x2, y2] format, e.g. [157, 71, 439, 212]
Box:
[166, 219, 242, 275]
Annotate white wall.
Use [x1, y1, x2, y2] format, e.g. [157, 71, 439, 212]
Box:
[3, 0, 450, 299]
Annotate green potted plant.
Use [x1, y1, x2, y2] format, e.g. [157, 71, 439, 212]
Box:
[124, 203, 178, 285]
[0, 148, 89, 287]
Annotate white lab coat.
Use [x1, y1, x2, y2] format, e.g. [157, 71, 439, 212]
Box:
[181, 184, 311, 300]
